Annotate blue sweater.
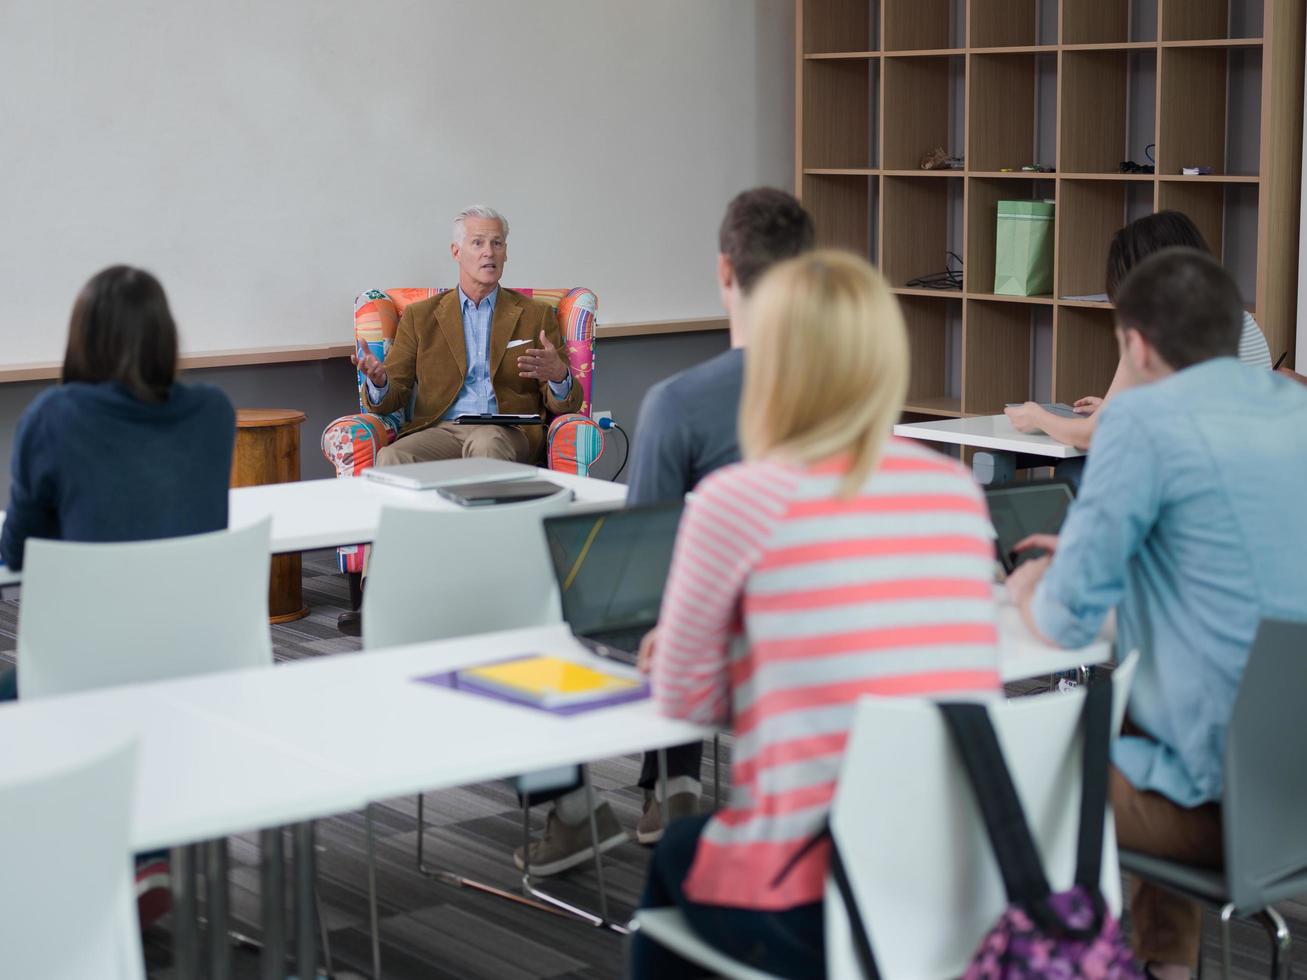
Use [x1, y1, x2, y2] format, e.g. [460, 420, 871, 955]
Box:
[0, 382, 236, 571]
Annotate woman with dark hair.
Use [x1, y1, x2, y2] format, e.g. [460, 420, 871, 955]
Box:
[1006, 211, 1272, 450]
[0, 265, 234, 574]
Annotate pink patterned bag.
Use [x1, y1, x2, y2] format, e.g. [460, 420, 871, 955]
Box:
[826, 679, 1143, 979]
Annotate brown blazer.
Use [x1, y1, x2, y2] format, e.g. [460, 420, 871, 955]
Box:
[370, 287, 583, 460]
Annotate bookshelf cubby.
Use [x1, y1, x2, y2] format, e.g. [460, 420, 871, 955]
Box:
[796, 0, 1304, 418]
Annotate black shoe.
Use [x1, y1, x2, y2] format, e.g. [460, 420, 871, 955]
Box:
[337, 610, 362, 637]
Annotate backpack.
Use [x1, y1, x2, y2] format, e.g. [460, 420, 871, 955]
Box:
[827, 678, 1144, 979]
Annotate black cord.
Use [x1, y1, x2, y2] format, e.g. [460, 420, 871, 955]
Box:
[610, 423, 631, 481]
[905, 251, 964, 291]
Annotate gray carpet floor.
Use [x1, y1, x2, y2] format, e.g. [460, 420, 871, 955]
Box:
[0, 550, 1303, 978]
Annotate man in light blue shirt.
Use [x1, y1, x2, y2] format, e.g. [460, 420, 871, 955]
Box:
[352, 205, 579, 465]
[1008, 248, 1307, 978]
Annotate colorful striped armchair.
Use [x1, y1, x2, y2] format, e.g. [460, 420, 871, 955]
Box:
[321, 287, 603, 573]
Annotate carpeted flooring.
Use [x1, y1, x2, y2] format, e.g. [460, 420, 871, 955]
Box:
[0, 551, 1303, 978]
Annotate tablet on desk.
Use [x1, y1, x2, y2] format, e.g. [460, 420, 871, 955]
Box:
[1005, 402, 1081, 421]
[453, 413, 544, 426]
[437, 479, 571, 507]
[985, 478, 1076, 574]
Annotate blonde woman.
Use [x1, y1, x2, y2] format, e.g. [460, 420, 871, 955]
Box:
[630, 251, 1001, 978]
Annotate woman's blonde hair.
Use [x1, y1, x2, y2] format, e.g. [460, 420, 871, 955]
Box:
[739, 249, 908, 496]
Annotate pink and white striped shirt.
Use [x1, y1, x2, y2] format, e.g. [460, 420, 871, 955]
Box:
[652, 440, 1001, 910]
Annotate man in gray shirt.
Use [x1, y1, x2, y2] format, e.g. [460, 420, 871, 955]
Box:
[515, 189, 814, 875]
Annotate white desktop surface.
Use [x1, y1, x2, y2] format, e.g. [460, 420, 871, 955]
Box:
[0, 595, 1108, 854]
[0, 470, 627, 588]
[228, 468, 628, 553]
[894, 415, 1086, 459]
[0, 624, 709, 853]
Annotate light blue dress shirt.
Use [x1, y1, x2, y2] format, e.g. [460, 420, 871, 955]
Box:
[1033, 357, 1307, 806]
[365, 287, 571, 412]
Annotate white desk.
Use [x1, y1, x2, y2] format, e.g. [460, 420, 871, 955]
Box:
[229, 468, 627, 554]
[0, 469, 627, 587]
[895, 415, 1085, 459]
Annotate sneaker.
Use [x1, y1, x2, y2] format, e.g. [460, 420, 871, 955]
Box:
[513, 802, 627, 877]
[337, 610, 362, 637]
[135, 856, 172, 929]
[636, 790, 699, 845]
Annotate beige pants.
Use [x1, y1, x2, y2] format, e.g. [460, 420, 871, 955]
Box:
[1109, 765, 1223, 967]
[375, 421, 531, 466]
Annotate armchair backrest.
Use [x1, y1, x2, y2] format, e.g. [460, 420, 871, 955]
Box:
[353, 287, 598, 418]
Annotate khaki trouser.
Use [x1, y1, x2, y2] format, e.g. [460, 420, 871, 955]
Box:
[375, 421, 532, 466]
[1109, 765, 1223, 967]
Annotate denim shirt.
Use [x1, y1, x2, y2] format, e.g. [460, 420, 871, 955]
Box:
[366, 287, 571, 412]
[1032, 357, 1307, 806]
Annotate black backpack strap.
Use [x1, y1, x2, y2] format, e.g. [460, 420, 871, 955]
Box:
[1073, 675, 1113, 892]
[829, 836, 883, 980]
[940, 701, 1054, 909]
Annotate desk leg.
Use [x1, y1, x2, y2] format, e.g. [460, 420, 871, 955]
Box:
[295, 821, 319, 979]
[972, 450, 1016, 485]
[657, 748, 670, 833]
[206, 839, 232, 980]
[171, 844, 201, 980]
[580, 768, 611, 924]
[260, 828, 286, 980]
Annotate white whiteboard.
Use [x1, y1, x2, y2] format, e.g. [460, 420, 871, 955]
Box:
[0, 0, 794, 363]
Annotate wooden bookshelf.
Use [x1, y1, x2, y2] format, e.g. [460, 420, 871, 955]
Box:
[795, 0, 1304, 417]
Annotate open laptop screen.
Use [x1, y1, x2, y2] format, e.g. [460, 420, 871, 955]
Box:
[543, 502, 684, 636]
[984, 479, 1076, 572]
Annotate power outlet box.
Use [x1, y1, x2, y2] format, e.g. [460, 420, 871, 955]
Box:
[593, 410, 613, 425]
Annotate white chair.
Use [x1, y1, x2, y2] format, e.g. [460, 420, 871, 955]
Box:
[0, 738, 144, 979]
[17, 520, 274, 697]
[15, 521, 275, 977]
[826, 652, 1139, 979]
[631, 654, 1138, 979]
[360, 492, 572, 650]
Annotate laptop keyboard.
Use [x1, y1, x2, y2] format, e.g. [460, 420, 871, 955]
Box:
[587, 626, 651, 653]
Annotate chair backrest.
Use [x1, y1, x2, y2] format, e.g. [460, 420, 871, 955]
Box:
[361, 493, 573, 650]
[0, 738, 144, 978]
[826, 653, 1139, 980]
[1223, 619, 1307, 911]
[17, 521, 274, 699]
[353, 286, 599, 417]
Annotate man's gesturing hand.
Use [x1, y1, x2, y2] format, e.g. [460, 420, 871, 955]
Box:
[352, 341, 388, 389]
[516, 330, 569, 384]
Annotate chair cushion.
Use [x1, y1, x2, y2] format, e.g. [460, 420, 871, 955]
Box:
[321, 413, 398, 476]
[547, 414, 604, 477]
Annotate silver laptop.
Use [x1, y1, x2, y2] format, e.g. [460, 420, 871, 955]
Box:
[364, 458, 537, 491]
[543, 502, 684, 665]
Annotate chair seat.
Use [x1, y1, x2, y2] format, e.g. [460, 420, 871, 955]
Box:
[633, 908, 782, 980]
[1120, 849, 1229, 903]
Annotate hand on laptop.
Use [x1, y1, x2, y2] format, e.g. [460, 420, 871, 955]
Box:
[637, 628, 658, 675]
[1073, 396, 1103, 416]
[1013, 533, 1060, 557]
[1005, 552, 1051, 609]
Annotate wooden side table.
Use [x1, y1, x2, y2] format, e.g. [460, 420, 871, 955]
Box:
[231, 409, 309, 624]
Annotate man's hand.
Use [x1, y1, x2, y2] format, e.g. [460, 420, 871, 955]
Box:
[637, 628, 657, 675]
[1073, 396, 1103, 416]
[1013, 533, 1060, 557]
[351, 341, 388, 389]
[1005, 553, 1051, 608]
[1004, 401, 1048, 434]
[516, 330, 569, 384]
[1278, 366, 1307, 388]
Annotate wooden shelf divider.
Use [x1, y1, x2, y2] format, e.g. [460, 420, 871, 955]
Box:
[795, 0, 1303, 418]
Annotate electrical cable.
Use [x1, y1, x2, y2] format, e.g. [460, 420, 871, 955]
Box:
[905, 251, 964, 291]
[596, 416, 631, 481]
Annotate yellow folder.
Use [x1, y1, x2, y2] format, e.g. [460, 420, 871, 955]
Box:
[458, 655, 641, 708]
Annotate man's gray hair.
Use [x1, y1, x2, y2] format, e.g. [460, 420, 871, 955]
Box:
[452, 206, 509, 246]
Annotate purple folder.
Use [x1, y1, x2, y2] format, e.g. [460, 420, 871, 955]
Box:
[414, 658, 651, 717]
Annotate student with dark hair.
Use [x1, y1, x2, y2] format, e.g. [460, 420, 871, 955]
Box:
[1006, 211, 1271, 449]
[512, 189, 816, 875]
[1007, 248, 1307, 979]
[0, 266, 234, 590]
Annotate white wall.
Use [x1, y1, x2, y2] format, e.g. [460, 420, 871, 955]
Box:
[0, 0, 794, 363]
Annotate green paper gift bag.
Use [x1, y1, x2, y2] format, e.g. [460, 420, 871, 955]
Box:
[994, 200, 1055, 296]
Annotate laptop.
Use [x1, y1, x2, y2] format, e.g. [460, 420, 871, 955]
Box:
[984, 478, 1076, 573]
[364, 458, 537, 491]
[542, 502, 684, 665]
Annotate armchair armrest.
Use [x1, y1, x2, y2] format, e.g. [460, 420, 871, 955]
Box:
[321, 413, 402, 478]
